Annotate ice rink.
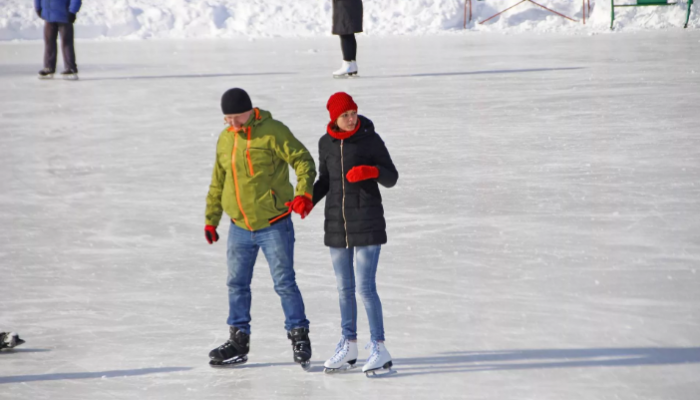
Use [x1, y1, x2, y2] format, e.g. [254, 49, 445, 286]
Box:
[1, 32, 699, 399]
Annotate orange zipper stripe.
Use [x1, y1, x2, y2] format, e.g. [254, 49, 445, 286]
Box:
[232, 131, 253, 231]
[245, 126, 255, 175]
[269, 210, 292, 224]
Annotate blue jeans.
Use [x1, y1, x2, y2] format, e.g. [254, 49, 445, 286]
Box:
[329, 245, 385, 341]
[226, 218, 309, 334]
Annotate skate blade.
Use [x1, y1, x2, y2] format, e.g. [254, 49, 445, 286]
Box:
[364, 361, 396, 377]
[300, 360, 312, 371]
[209, 355, 248, 368]
[62, 74, 79, 81]
[38, 74, 54, 80]
[323, 363, 357, 374]
[333, 73, 359, 79]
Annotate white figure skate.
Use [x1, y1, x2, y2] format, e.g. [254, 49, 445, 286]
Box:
[323, 337, 358, 373]
[362, 341, 395, 377]
[332, 60, 358, 78]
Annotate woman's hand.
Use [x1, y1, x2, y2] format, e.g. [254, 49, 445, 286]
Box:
[346, 165, 379, 183]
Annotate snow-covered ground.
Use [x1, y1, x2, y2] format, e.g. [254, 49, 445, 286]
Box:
[0, 0, 699, 41]
[1, 31, 700, 399]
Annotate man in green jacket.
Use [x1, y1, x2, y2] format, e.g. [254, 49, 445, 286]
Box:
[204, 88, 316, 369]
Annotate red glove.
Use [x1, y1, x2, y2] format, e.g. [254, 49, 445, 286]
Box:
[346, 165, 379, 183]
[205, 225, 219, 244]
[285, 195, 314, 219]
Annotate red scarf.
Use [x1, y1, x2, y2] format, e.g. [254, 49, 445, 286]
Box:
[326, 119, 361, 140]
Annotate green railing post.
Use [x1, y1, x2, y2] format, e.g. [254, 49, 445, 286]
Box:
[685, 0, 694, 28]
[611, 0, 616, 29]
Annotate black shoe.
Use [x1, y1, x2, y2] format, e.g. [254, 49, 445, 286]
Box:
[209, 326, 249, 362]
[288, 327, 312, 366]
[38, 68, 55, 79]
[0, 332, 25, 349]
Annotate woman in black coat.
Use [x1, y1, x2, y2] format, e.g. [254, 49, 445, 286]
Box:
[313, 92, 399, 375]
[332, 0, 363, 77]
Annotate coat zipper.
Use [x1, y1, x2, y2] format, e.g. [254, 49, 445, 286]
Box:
[340, 139, 349, 248]
[232, 129, 253, 231]
[245, 126, 255, 175]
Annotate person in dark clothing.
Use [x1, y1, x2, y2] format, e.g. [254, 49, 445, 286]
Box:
[34, 0, 81, 80]
[313, 92, 399, 375]
[332, 0, 363, 77]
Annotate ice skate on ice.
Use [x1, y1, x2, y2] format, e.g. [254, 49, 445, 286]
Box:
[60, 69, 79, 81]
[288, 327, 312, 371]
[208, 326, 249, 367]
[323, 337, 358, 374]
[332, 60, 358, 78]
[37, 68, 54, 80]
[0, 332, 25, 350]
[362, 341, 395, 377]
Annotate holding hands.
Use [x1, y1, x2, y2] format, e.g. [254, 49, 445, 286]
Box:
[286, 195, 314, 219]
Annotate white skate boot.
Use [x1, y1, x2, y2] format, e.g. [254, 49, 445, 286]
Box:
[323, 337, 358, 373]
[332, 60, 358, 78]
[362, 341, 394, 377]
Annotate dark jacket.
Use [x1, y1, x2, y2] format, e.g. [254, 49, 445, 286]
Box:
[332, 0, 363, 35]
[35, 0, 81, 24]
[313, 116, 398, 248]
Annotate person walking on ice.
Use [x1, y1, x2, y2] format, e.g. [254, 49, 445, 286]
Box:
[34, 0, 81, 80]
[313, 92, 399, 376]
[331, 0, 363, 78]
[204, 88, 317, 370]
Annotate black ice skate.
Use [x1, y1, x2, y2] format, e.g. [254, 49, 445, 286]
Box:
[208, 326, 249, 367]
[60, 69, 79, 81]
[0, 332, 25, 350]
[37, 68, 55, 80]
[287, 327, 312, 371]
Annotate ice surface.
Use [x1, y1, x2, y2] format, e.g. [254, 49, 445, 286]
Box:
[1, 32, 700, 399]
[1, 0, 699, 41]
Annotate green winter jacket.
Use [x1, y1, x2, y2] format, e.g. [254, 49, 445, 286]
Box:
[205, 108, 316, 231]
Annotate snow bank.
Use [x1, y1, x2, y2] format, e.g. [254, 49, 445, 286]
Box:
[0, 0, 697, 41]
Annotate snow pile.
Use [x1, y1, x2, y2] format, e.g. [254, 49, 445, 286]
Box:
[0, 0, 697, 41]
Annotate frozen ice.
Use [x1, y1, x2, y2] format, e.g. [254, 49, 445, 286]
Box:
[1, 31, 700, 399]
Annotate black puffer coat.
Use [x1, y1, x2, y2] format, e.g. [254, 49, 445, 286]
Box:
[332, 0, 363, 35]
[313, 116, 398, 248]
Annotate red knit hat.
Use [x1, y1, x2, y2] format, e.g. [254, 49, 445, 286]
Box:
[326, 92, 358, 123]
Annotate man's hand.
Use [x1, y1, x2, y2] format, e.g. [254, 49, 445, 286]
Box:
[69, 13, 76, 23]
[205, 225, 219, 244]
[285, 195, 314, 219]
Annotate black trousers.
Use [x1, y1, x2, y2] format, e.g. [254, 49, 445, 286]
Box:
[44, 22, 77, 72]
[339, 34, 357, 62]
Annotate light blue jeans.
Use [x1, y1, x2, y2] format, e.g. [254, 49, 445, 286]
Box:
[226, 218, 309, 334]
[329, 245, 385, 341]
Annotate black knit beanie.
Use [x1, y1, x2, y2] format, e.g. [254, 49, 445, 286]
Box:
[221, 88, 253, 115]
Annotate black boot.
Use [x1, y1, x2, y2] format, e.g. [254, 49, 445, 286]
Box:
[287, 327, 312, 370]
[209, 327, 249, 367]
[0, 332, 25, 350]
[37, 68, 54, 79]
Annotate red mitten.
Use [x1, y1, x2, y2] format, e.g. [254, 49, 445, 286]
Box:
[205, 225, 219, 244]
[346, 165, 379, 183]
[285, 195, 314, 219]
